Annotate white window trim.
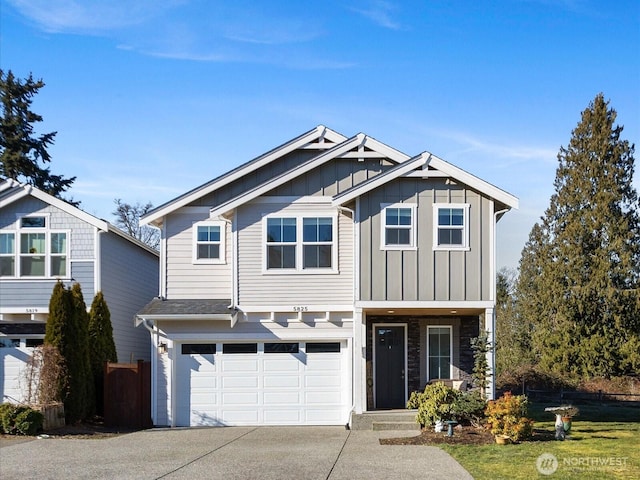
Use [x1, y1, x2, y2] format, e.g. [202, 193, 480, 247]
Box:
[426, 325, 453, 381]
[432, 203, 470, 251]
[192, 220, 226, 265]
[262, 213, 339, 274]
[2, 214, 70, 279]
[380, 203, 417, 251]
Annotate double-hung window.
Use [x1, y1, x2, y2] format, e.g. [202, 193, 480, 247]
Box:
[302, 217, 332, 268]
[193, 221, 226, 264]
[381, 204, 416, 250]
[266, 218, 297, 269]
[1, 215, 69, 278]
[433, 203, 470, 250]
[265, 215, 336, 272]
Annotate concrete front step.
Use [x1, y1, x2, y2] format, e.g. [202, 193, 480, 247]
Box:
[350, 409, 421, 431]
[372, 421, 421, 431]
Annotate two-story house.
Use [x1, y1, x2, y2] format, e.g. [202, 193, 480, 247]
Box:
[136, 126, 518, 427]
[0, 180, 159, 403]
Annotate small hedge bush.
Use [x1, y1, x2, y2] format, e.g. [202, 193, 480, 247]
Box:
[408, 382, 487, 427]
[0, 403, 44, 436]
[485, 392, 534, 441]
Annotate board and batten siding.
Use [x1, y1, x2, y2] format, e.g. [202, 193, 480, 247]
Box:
[236, 201, 354, 306]
[359, 178, 493, 302]
[99, 230, 159, 362]
[164, 210, 232, 299]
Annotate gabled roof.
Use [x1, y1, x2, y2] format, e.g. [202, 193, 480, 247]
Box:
[332, 152, 519, 209]
[141, 125, 349, 226]
[141, 125, 518, 223]
[0, 179, 159, 255]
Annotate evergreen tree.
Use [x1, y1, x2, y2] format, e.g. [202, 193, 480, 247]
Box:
[44, 281, 72, 404]
[0, 69, 75, 199]
[44, 282, 94, 422]
[71, 283, 95, 419]
[495, 268, 534, 378]
[88, 291, 117, 416]
[516, 94, 640, 379]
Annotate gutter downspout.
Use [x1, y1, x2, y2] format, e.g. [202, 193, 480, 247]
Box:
[217, 215, 237, 312]
[337, 203, 358, 418]
[140, 318, 159, 425]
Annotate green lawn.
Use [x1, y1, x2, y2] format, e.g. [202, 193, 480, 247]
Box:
[440, 403, 640, 480]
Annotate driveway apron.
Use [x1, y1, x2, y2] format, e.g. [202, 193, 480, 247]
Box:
[0, 427, 473, 480]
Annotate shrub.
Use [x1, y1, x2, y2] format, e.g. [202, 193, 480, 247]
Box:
[452, 390, 487, 427]
[0, 404, 44, 436]
[485, 392, 534, 441]
[408, 382, 461, 427]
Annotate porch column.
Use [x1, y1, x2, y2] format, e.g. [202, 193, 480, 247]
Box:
[353, 307, 365, 413]
[485, 307, 496, 400]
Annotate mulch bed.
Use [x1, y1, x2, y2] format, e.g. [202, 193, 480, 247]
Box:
[380, 425, 496, 445]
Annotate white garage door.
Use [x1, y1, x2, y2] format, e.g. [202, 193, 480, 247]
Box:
[1, 338, 42, 404]
[174, 340, 349, 426]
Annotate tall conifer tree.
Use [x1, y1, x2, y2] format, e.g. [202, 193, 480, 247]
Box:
[517, 94, 640, 379]
[0, 70, 75, 198]
[88, 291, 117, 415]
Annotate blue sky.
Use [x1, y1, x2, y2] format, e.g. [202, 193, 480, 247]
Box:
[1, 0, 638, 270]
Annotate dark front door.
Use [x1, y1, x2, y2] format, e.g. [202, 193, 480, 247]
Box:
[375, 326, 405, 409]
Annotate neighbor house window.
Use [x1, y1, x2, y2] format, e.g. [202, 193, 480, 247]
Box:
[381, 204, 416, 249]
[0, 233, 15, 277]
[3, 215, 69, 278]
[193, 221, 225, 264]
[264, 215, 336, 272]
[433, 204, 470, 250]
[427, 326, 452, 380]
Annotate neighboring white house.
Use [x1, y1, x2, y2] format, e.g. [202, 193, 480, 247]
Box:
[136, 125, 518, 427]
[0, 179, 159, 404]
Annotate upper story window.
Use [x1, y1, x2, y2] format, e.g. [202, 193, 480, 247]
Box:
[264, 214, 337, 273]
[381, 204, 416, 250]
[193, 221, 226, 264]
[0, 215, 69, 278]
[433, 204, 470, 250]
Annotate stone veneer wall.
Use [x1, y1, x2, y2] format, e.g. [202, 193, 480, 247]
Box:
[365, 315, 480, 410]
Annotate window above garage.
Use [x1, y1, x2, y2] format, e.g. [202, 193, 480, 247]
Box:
[193, 220, 226, 264]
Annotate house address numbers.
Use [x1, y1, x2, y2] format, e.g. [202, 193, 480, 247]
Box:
[292, 306, 309, 312]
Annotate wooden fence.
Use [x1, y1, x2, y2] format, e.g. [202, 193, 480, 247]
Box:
[104, 360, 151, 429]
[525, 388, 640, 404]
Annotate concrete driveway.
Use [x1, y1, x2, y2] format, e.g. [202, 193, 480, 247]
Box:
[0, 427, 473, 480]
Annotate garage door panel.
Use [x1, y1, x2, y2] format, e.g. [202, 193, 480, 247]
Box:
[222, 392, 260, 405]
[305, 409, 345, 423]
[264, 375, 300, 388]
[305, 391, 342, 404]
[305, 357, 341, 371]
[263, 358, 300, 372]
[222, 410, 259, 423]
[222, 376, 259, 388]
[264, 391, 300, 405]
[264, 409, 302, 423]
[222, 359, 259, 372]
[191, 376, 217, 389]
[305, 375, 341, 388]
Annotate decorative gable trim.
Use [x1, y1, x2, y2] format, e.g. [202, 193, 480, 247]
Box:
[141, 125, 347, 226]
[331, 152, 431, 206]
